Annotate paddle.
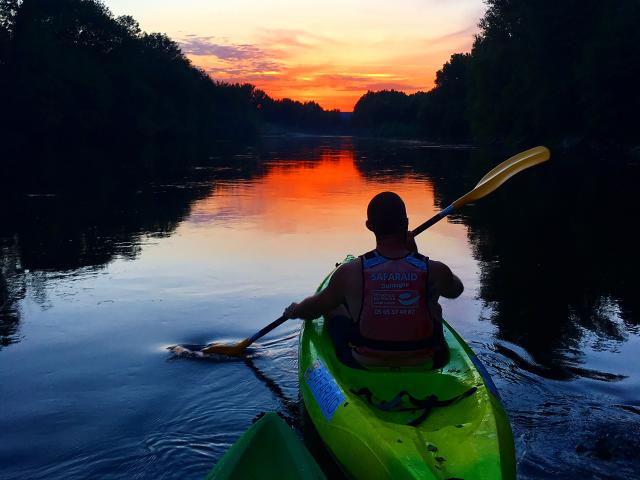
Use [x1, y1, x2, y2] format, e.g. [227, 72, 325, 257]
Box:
[199, 316, 288, 356]
[412, 146, 550, 236]
[197, 145, 551, 357]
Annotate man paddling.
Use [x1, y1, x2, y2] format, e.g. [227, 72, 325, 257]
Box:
[283, 191, 463, 367]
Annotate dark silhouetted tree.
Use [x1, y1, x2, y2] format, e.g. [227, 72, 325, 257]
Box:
[353, 1, 640, 147]
[250, 89, 343, 133]
[0, 0, 260, 180]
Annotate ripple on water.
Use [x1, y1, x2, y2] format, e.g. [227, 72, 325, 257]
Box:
[476, 341, 640, 480]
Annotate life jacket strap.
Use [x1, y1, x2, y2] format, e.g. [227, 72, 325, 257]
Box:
[351, 386, 477, 427]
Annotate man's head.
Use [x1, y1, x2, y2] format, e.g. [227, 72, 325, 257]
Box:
[366, 192, 408, 239]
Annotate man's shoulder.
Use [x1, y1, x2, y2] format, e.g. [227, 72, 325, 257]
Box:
[340, 256, 362, 273]
[427, 259, 451, 277]
[323, 258, 360, 298]
[332, 257, 361, 281]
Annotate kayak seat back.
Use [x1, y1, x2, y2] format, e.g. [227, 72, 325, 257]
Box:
[326, 312, 451, 371]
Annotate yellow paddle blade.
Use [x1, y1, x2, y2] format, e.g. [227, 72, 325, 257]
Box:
[201, 338, 251, 356]
[452, 146, 550, 209]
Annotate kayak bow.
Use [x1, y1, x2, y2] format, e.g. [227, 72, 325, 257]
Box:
[205, 412, 326, 480]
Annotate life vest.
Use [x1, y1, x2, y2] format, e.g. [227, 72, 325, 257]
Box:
[354, 250, 438, 354]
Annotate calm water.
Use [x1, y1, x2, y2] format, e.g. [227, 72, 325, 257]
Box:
[1, 137, 639, 479]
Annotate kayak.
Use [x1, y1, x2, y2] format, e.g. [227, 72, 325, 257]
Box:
[299, 256, 516, 479]
[205, 412, 327, 480]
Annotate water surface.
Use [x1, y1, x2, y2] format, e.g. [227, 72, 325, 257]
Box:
[1, 137, 639, 479]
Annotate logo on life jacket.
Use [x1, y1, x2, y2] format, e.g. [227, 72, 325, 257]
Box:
[370, 272, 418, 282]
[398, 292, 420, 306]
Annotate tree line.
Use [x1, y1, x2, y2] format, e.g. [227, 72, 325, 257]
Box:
[252, 90, 343, 133]
[353, 1, 640, 147]
[4, 0, 636, 167]
[0, 0, 342, 179]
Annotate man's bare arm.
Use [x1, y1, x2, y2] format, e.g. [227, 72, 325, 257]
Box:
[283, 265, 347, 320]
[429, 260, 464, 299]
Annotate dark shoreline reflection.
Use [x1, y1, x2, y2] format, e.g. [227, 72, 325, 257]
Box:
[0, 238, 24, 348]
[463, 151, 639, 373]
[0, 146, 266, 348]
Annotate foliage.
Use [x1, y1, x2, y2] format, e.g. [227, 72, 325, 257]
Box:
[251, 89, 344, 133]
[419, 53, 471, 141]
[352, 54, 472, 142]
[0, 0, 348, 182]
[0, 0, 264, 173]
[353, 1, 640, 147]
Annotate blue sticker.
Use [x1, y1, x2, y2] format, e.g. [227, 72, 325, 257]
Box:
[304, 359, 345, 422]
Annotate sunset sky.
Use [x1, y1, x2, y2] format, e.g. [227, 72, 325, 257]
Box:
[105, 1, 486, 111]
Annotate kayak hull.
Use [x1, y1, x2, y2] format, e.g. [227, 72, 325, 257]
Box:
[299, 256, 516, 480]
[205, 412, 326, 480]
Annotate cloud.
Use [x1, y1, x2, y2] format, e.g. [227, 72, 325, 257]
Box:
[204, 64, 283, 78]
[423, 24, 479, 49]
[257, 28, 341, 49]
[337, 81, 424, 92]
[300, 73, 421, 92]
[178, 35, 286, 80]
[179, 36, 267, 61]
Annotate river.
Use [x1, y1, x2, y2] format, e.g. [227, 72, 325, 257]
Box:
[1, 136, 638, 479]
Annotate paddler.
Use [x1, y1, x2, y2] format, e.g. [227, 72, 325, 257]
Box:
[283, 191, 463, 367]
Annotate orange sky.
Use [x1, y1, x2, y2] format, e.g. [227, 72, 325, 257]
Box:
[106, 1, 486, 111]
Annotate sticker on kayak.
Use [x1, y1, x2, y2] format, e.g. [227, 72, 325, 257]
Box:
[304, 359, 345, 422]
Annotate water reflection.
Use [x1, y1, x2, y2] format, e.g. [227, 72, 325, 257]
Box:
[459, 152, 640, 375]
[0, 153, 264, 348]
[0, 137, 638, 479]
[5, 139, 636, 366]
[0, 239, 24, 348]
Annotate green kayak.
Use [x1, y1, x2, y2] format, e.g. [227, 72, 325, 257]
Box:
[299, 256, 516, 479]
[205, 412, 326, 480]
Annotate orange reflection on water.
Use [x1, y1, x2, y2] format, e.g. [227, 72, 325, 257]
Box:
[188, 145, 469, 263]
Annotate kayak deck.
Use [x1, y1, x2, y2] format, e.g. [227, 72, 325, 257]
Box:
[205, 412, 326, 480]
[299, 256, 516, 479]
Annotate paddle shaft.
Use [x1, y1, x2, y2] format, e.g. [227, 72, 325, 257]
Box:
[246, 315, 288, 344]
[412, 205, 455, 237]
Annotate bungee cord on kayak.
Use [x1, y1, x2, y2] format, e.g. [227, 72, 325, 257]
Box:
[350, 386, 479, 427]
